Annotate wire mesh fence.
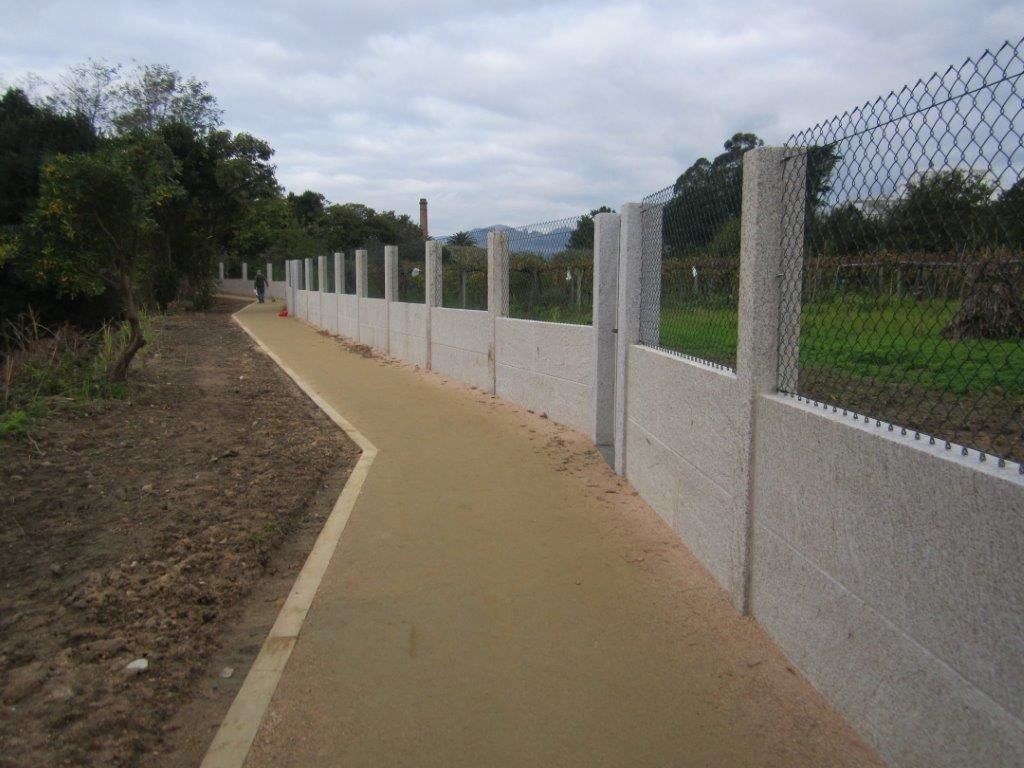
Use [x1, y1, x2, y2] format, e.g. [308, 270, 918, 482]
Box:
[307, 259, 319, 291]
[339, 251, 355, 294]
[504, 216, 595, 325]
[365, 243, 386, 299]
[322, 255, 335, 293]
[639, 157, 743, 369]
[441, 242, 487, 310]
[272, 262, 286, 282]
[397, 240, 427, 303]
[779, 37, 1024, 465]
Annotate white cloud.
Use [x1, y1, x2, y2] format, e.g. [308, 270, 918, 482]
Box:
[1, 0, 1019, 233]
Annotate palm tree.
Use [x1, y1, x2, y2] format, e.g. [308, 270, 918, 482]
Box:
[447, 230, 475, 246]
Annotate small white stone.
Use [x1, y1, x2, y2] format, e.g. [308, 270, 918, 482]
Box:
[219, 667, 235, 679]
[124, 658, 149, 674]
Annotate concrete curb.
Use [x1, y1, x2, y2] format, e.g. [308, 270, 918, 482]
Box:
[200, 305, 378, 768]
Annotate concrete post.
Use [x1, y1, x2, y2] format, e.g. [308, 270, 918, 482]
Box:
[303, 258, 312, 291]
[734, 146, 805, 614]
[242, 262, 248, 282]
[266, 261, 273, 285]
[317, 254, 327, 327]
[425, 240, 442, 371]
[639, 203, 663, 346]
[487, 230, 509, 395]
[613, 203, 643, 476]
[218, 262, 224, 281]
[334, 252, 343, 294]
[593, 212, 620, 451]
[487, 230, 509, 317]
[385, 245, 399, 302]
[355, 249, 368, 298]
[384, 245, 399, 356]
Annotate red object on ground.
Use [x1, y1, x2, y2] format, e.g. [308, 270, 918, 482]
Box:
[278, 309, 289, 317]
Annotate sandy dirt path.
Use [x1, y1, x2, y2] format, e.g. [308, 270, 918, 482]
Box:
[234, 302, 881, 768]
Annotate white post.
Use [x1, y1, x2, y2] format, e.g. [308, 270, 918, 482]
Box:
[734, 146, 806, 614]
[317, 254, 327, 327]
[385, 245, 399, 303]
[334, 252, 343, 294]
[487, 230, 509, 317]
[425, 240, 442, 371]
[384, 245, 398, 356]
[355, 249, 368, 297]
[593, 212, 620, 451]
[266, 261, 273, 284]
[242, 262, 248, 282]
[487, 230, 509, 395]
[218, 262, 224, 281]
[303, 258, 312, 291]
[613, 203, 643, 476]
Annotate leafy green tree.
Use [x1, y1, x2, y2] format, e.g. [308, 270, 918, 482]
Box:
[150, 123, 278, 306]
[996, 177, 1024, 248]
[288, 190, 327, 228]
[0, 88, 99, 323]
[447, 231, 475, 246]
[27, 136, 181, 378]
[0, 88, 97, 226]
[886, 169, 995, 252]
[664, 133, 762, 252]
[566, 206, 614, 250]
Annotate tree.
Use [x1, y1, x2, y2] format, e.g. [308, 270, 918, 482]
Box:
[288, 190, 327, 227]
[46, 59, 121, 134]
[0, 88, 99, 323]
[886, 169, 995, 252]
[0, 88, 97, 226]
[113, 64, 222, 135]
[27, 136, 181, 379]
[150, 123, 278, 307]
[447, 231, 475, 246]
[664, 133, 763, 253]
[566, 206, 614, 250]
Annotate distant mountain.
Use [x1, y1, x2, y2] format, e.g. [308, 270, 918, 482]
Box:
[440, 223, 574, 258]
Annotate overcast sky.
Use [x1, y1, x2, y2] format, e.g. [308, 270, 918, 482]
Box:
[2, 1, 1021, 234]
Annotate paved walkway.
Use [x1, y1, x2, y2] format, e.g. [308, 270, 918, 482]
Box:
[231, 302, 880, 768]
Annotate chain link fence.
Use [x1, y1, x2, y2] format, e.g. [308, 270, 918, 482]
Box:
[441, 241, 487, 310]
[397, 240, 427, 303]
[639, 160, 743, 369]
[505, 216, 594, 325]
[364, 243, 386, 299]
[779, 37, 1024, 465]
[322, 255, 335, 293]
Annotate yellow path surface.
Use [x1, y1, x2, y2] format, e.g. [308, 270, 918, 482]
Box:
[233, 302, 881, 768]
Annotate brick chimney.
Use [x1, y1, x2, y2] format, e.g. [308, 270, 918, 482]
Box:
[419, 198, 428, 238]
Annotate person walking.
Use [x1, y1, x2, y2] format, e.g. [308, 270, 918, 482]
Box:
[254, 270, 268, 304]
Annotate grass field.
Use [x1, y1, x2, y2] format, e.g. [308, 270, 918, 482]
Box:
[657, 296, 1024, 396]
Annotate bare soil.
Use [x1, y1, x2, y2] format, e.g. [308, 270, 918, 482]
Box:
[0, 297, 358, 768]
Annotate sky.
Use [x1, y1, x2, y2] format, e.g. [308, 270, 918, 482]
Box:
[2, 1, 1022, 235]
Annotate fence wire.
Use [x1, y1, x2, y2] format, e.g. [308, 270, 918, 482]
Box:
[397, 240, 427, 303]
[341, 251, 356, 294]
[504, 216, 594, 325]
[364, 243, 386, 299]
[307, 258, 319, 291]
[322, 255, 335, 293]
[780, 37, 1024, 465]
[640, 160, 742, 369]
[441, 242, 487, 310]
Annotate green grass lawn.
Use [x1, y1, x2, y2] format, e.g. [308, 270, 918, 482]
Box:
[657, 296, 1024, 396]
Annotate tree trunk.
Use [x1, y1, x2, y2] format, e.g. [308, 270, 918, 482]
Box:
[110, 273, 146, 382]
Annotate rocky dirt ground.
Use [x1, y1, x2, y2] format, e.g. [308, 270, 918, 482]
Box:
[0, 297, 358, 767]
